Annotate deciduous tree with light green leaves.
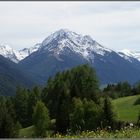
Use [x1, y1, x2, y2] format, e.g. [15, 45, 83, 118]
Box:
[70, 98, 85, 132]
[33, 101, 50, 137]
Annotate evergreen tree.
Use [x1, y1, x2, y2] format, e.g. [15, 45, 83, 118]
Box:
[33, 101, 50, 137]
[0, 96, 20, 138]
[6, 97, 17, 122]
[119, 82, 131, 96]
[136, 82, 140, 95]
[71, 65, 100, 103]
[103, 97, 116, 129]
[55, 82, 71, 133]
[14, 86, 29, 127]
[28, 86, 41, 125]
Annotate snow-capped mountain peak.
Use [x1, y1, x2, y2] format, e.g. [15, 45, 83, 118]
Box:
[0, 29, 114, 63]
[42, 29, 80, 46]
[41, 29, 113, 62]
[1, 29, 140, 65]
[0, 44, 20, 63]
[0, 43, 41, 63]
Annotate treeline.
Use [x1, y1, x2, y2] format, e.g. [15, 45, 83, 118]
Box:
[102, 81, 140, 99]
[0, 64, 140, 138]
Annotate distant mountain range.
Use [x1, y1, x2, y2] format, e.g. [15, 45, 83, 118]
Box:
[1, 29, 140, 95]
[1, 30, 140, 64]
[0, 43, 41, 63]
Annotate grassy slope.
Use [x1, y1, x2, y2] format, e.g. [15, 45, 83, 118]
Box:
[19, 126, 35, 138]
[112, 94, 140, 122]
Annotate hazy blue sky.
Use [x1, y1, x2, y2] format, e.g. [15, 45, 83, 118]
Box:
[0, 2, 140, 51]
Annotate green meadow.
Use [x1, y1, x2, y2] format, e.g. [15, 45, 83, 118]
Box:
[112, 95, 140, 122]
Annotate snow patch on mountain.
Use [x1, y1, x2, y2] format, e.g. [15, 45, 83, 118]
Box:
[118, 49, 140, 62]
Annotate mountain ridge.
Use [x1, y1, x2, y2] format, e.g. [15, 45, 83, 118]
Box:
[0, 43, 41, 63]
[118, 49, 140, 62]
[1, 29, 140, 63]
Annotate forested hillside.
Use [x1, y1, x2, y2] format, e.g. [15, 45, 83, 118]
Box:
[0, 64, 140, 138]
[0, 55, 35, 96]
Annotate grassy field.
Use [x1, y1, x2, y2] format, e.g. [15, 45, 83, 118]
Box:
[112, 94, 140, 122]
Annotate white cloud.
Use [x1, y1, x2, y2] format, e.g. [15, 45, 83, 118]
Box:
[0, 2, 140, 51]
